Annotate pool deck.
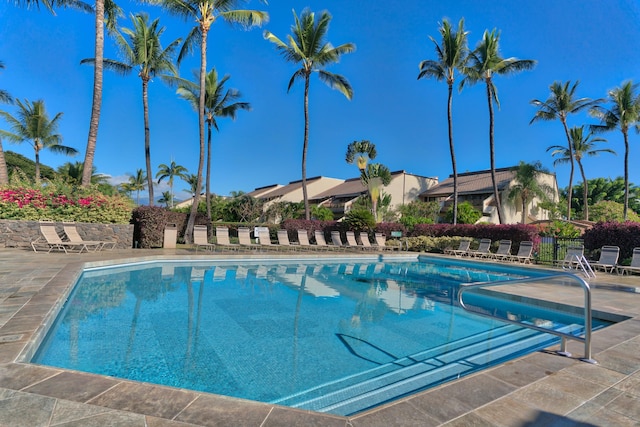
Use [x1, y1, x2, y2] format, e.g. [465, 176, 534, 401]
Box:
[1, 247, 639, 427]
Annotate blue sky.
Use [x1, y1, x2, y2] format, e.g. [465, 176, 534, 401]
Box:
[1, 0, 639, 201]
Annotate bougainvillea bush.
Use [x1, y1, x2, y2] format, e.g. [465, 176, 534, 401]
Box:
[0, 186, 134, 224]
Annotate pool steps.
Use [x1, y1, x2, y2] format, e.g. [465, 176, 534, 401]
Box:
[274, 323, 584, 415]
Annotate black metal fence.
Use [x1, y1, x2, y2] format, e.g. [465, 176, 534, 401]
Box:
[536, 237, 584, 265]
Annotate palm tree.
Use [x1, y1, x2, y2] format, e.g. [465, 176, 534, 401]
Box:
[461, 29, 536, 224]
[177, 68, 250, 219]
[158, 190, 173, 208]
[530, 81, 600, 220]
[57, 161, 109, 185]
[507, 161, 554, 224]
[345, 139, 377, 171]
[148, 0, 267, 243]
[0, 61, 11, 185]
[126, 168, 147, 205]
[590, 81, 640, 220]
[182, 173, 199, 196]
[360, 163, 391, 222]
[265, 9, 355, 220]
[156, 161, 188, 208]
[0, 99, 78, 182]
[418, 18, 469, 225]
[82, 13, 180, 206]
[81, 0, 122, 188]
[0, 61, 13, 105]
[547, 126, 615, 221]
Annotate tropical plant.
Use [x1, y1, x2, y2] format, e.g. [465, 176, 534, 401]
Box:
[345, 140, 377, 171]
[81, 0, 122, 187]
[156, 161, 188, 208]
[570, 177, 640, 215]
[360, 163, 391, 222]
[418, 18, 469, 225]
[82, 13, 180, 205]
[530, 81, 600, 220]
[157, 190, 173, 208]
[445, 200, 482, 224]
[148, 0, 267, 243]
[398, 199, 440, 227]
[547, 126, 615, 220]
[589, 200, 640, 223]
[125, 168, 147, 205]
[264, 201, 304, 223]
[590, 80, 640, 220]
[344, 208, 376, 231]
[507, 161, 555, 224]
[311, 204, 334, 221]
[265, 8, 355, 220]
[225, 194, 263, 222]
[57, 161, 109, 186]
[0, 99, 78, 182]
[182, 173, 199, 196]
[177, 68, 250, 219]
[461, 28, 536, 224]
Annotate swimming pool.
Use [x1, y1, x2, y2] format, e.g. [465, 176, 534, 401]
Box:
[32, 256, 607, 415]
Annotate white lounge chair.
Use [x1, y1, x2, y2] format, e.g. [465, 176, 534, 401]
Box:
[359, 232, 376, 250]
[276, 229, 298, 250]
[314, 230, 339, 251]
[617, 247, 640, 275]
[215, 226, 239, 251]
[374, 233, 395, 251]
[63, 221, 116, 251]
[331, 231, 347, 251]
[238, 227, 259, 250]
[194, 225, 216, 252]
[31, 220, 98, 253]
[345, 231, 367, 251]
[590, 245, 619, 273]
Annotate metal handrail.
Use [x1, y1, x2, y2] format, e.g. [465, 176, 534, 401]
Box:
[458, 273, 596, 364]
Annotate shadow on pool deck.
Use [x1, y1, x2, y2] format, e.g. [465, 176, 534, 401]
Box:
[0, 248, 639, 426]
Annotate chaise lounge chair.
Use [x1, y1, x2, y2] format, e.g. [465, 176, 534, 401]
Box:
[489, 240, 512, 261]
[467, 239, 492, 258]
[31, 220, 99, 253]
[616, 247, 640, 276]
[359, 232, 376, 250]
[345, 231, 367, 251]
[276, 229, 298, 251]
[238, 227, 260, 250]
[314, 230, 339, 251]
[374, 233, 396, 251]
[508, 241, 534, 264]
[331, 231, 347, 251]
[215, 226, 239, 251]
[444, 240, 471, 257]
[589, 245, 620, 273]
[194, 225, 216, 252]
[63, 221, 116, 251]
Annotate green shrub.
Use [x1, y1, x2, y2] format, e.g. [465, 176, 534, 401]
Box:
[344, 208, 376, 231]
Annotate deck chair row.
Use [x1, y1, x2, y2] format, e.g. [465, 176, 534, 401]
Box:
[31, 220, 117, 253]
[194, 226, 397, 252]
[564, 245, 640, 275]
[445, 239, 534, 264]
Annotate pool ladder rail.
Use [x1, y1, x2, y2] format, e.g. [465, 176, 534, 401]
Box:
[562, 254, 596, 279]
[458, 273, 597, 364]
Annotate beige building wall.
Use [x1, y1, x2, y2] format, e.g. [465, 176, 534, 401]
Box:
[501, 172, 559, 224]
[262, 177, 345, 211]
[383, 173, 438, 210]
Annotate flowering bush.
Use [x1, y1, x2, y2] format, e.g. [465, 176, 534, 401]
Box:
[0, 186, 134, 224]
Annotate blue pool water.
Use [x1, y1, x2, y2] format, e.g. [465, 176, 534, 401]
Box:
[32, 257, 607, 415]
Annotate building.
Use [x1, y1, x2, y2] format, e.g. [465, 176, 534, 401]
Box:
[419, 167, 559, 224]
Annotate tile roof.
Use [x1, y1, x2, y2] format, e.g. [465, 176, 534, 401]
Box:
[420, 168, 517, 197]
[310, 177, 367, 200]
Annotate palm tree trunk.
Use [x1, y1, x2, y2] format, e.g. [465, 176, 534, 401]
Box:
[302, 74, 311, 220]
[206, 121, 212, 220]
[486, 79, 503, 224]
[35, 149, 40, 183]
[0, 139, 9, 185]
[82, 0, 104, 188]
[447, 82, 458, 225]
[185, 25, 208, 244]
[623, 129, 630, 220]
[561, 118, 574, 221]
[143, 78, 154, 206]
[577, 160, 589, 220]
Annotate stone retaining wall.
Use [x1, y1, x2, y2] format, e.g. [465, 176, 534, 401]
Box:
[0, 220, 134, 249]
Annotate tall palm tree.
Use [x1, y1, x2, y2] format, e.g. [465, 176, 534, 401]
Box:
[265, 9, 355, 220]
[182, 173, 199, 196]
[547, 126, 615, 221]
[0, 61, 11, 185]
[148, 0, 267, 243]
[81, 0, 121, 188]
[0, 99, 77, 182]
[530, 81, 599, 220]
[590, 81, 640, 220]
[158, 190, 173, 208]
[126, 168, 147, 205]
[82, 13, 180, 206]
[156, 160, 188, 208]
[418, 18, 469, 225]
[345, 139, 377, 171]
[461, 29, 536, 224]
[57, 161, 109, 185]
[507, 161, 554, 224]
[177, 68, 250, 219]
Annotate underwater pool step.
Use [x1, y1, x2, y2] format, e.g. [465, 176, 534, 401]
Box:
[286, 324, 584, 415]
